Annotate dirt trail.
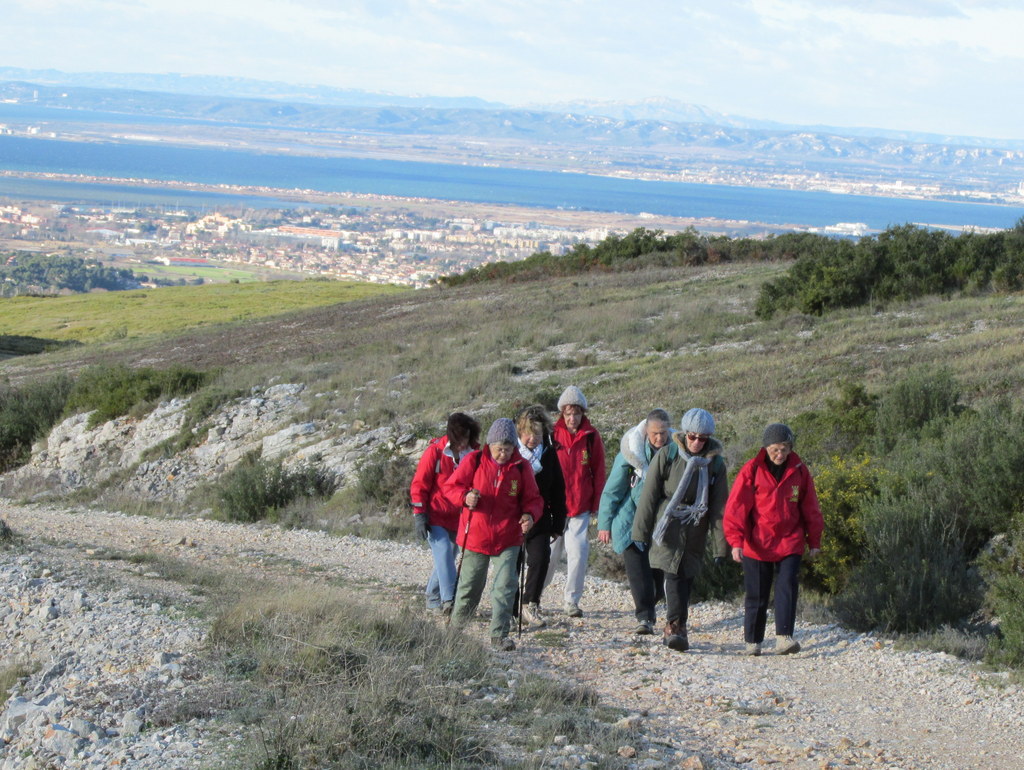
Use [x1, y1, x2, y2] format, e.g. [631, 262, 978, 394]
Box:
[4, 501, 1022, 769]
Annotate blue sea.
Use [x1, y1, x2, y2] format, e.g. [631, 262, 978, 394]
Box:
[1, 130, 1023, 231]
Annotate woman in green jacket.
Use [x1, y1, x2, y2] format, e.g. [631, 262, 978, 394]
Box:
[632, 408, 729, 652]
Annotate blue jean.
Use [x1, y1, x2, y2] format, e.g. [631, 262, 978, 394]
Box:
[425, 525, 457, 608]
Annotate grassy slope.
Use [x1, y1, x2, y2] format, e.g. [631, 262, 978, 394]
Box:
[3, 261, 1023, 463]
[0, 280, 407, 343]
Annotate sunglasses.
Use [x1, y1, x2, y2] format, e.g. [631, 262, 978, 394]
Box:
[686, 433, 710, 442]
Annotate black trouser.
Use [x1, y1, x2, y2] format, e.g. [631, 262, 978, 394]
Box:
[623, 543, 664, 623]
[520, 531, 552, 605]
[664, 568, 694, 628]
[742, 553, 802, 643]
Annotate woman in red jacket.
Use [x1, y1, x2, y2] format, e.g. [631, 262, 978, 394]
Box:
[444, 418, 543, 651]
[545, 385, 606, 618]
[724, 423, 823, 656]
[409, 412, 480, 615]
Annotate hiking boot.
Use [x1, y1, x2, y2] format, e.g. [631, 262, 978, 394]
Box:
[440, 600, 454, 618]
[565, 602, 584, 618]
[633, 620, 654, 635]
[491, 636, 516, 651]
[662, 621, 689, 652]
[523, 603, 547, 628]
[776, 635, 801, 655]
[745, 642, 762, 656]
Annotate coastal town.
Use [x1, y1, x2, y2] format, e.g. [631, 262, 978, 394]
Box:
[0, 195, 619, 288]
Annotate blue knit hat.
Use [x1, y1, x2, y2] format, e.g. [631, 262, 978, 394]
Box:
[680, 408, 715, 436]
[486, 418, 518, 446]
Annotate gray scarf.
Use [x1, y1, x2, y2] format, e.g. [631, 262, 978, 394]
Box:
[652, 453, 712, 545]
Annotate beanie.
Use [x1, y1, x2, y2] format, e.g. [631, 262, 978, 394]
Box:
[680, 408, 715, 436]
[557, 385, 588, 412]
[762, 422, 795, 447]
[486, 417, 518, 446]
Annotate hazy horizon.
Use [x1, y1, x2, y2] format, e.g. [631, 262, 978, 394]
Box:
[4, 1, 1023, 141]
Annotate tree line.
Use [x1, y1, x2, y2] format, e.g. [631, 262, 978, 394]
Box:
[0, 253, 141, 296]
[438, 220, 1024, 316]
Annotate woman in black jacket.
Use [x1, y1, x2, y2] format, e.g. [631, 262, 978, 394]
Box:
[515, 404, 568, 627]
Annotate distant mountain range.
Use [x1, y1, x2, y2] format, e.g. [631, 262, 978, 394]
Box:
[3, 66, 1020, 152]
[2, 67, 1024, 190]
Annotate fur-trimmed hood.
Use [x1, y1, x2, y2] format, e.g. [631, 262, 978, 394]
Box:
[620, 419, 676, 479]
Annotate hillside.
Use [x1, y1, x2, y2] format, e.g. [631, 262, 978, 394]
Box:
[3, 260, 1024, 766]
[0, 279, 406, 348]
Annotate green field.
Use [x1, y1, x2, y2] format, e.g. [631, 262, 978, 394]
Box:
[0, 280, 408, 343]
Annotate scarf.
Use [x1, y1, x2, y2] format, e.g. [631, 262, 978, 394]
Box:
[652, 453, 712, 546]
[518, 440, 544, 474]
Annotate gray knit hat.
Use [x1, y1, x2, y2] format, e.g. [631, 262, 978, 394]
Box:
[557, 385, 588, 412]
[680, 408, 715, 436]
[486, 417, 518, 446]
[762, 422, 795, 447]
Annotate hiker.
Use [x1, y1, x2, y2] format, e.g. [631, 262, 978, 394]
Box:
[444, 417, 543, 651]
[410, 412, 481, 615]
[515, 405, 568, 628]
[632, 408, 729, 652]
[724, 422, 823, 656]
[597, 408, 672, 635]
[544, 385, 606, 618]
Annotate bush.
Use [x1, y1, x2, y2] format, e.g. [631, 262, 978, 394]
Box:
[65, 363, 209, 428]
[874, 365, 962, 450]
[0, 375, 74, 471]
[802, 455, 882, 595]
[835, 495, 979, 633]
[214, 452, 339, 523]
[353, 445, 416, 514]
[980, 518, 1024, 667]
[790, 381, 877, 458]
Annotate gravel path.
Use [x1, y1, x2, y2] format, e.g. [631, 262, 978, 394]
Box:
[3, 500, 1024, 769]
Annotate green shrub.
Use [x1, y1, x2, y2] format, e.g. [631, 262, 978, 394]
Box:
[65, 363, 209, 428]
[875, 365, 962, 450]
[835, 494, 979, 632]
[802, 455, 882, 595]
[980, 517, 1024, 667]
[214, 452, 339, 523]
[0, 375, 74, 471]
[691, 548, 743, 602]
[790, 381, 877, 457]
[353, 445, 415, 514]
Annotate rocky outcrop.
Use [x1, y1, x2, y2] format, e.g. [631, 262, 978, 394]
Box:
[1, 383, 424, 506]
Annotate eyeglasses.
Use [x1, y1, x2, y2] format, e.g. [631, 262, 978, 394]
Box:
[686, 433, 710, 442]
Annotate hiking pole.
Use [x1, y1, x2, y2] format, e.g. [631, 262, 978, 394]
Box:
[453, 488, 478, 588]
[517, 546, 526, 638]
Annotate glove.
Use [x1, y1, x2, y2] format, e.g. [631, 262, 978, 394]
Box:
[632, 541, 646, 553]
[414, 513, 429, 541]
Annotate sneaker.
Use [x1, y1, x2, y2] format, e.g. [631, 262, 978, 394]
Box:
[565, 603, 584, 618]
[440, 600, 454, 617]
[745, 642, 762, 656]
[491, 636, 516, 651]
[662, 622, 689, 652]
[633, 620, 654, 635]
[776, 635, 801, 655]
[523, 603, 547, 628]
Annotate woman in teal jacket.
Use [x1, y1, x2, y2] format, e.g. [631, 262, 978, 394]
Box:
[597, 409, 671, 634]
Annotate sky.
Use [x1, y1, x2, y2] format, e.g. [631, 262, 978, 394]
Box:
[4, 0, 1024, 140]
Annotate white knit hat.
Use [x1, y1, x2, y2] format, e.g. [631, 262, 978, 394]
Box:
[557, 385, 588, 411]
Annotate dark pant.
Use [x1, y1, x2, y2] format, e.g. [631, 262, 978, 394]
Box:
[664, 568, 694, 628]
[521, 532, 551, 605]
[742, 553, 802, 643]
[623, 543, 663, 623]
